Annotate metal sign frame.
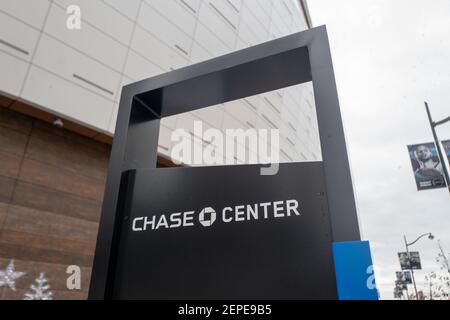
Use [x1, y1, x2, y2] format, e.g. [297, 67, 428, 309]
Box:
[88, 25, 361, 299]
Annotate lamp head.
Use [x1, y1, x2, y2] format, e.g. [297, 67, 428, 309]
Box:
[428, 233, 434, 240]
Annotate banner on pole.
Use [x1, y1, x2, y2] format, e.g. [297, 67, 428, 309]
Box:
[398, 251, 422, 270]
[407, 143, 446, 190]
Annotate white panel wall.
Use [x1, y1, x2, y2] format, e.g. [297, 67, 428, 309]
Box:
[0, 0, 320, 162]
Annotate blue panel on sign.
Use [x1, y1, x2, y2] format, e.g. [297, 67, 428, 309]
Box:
[332, 241, 379, 300]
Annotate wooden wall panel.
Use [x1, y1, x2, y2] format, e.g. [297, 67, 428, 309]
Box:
[0, 104, 178, 300]
[18, 159, 105, 202]
[0, 151, 22, 179]
[0, 106, 108, 300]
[0, 176, 15, 203]
[26, 127, 108, 181]
[0, 230, 94, 259]
[0, 203, 7, 228]
[0, 125, 28, 156]
[4, 204, 99, 243]
[0, 242, 94, 267]
[0, 107, 32, 135]
[0, 95, 14, 108]
[33, 121, 110, 154]
[12, 182, 102, 222]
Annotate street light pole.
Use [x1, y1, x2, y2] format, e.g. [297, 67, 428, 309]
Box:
[403, 232, 435, 300]
[429, 278, 433, 300]
[425, 102, 450, 195]
[405, 283, 410, 300]
[438, 240, 450, 273]
[404, 235, 419, 300]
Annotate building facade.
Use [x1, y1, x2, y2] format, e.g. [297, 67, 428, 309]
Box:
[0, 0, 318, 299]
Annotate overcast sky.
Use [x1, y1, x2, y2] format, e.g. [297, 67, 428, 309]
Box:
[307, 0, 450, 299]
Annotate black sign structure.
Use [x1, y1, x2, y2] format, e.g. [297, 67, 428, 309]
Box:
[89, 26, 361, 299]
[114, 163, 335, 299]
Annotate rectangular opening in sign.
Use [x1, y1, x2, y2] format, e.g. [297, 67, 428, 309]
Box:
[157, 81, 322, 167]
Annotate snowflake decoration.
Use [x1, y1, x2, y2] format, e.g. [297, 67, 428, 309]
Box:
[0, 260, 25, 291]
[23, 273, 53, 300]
